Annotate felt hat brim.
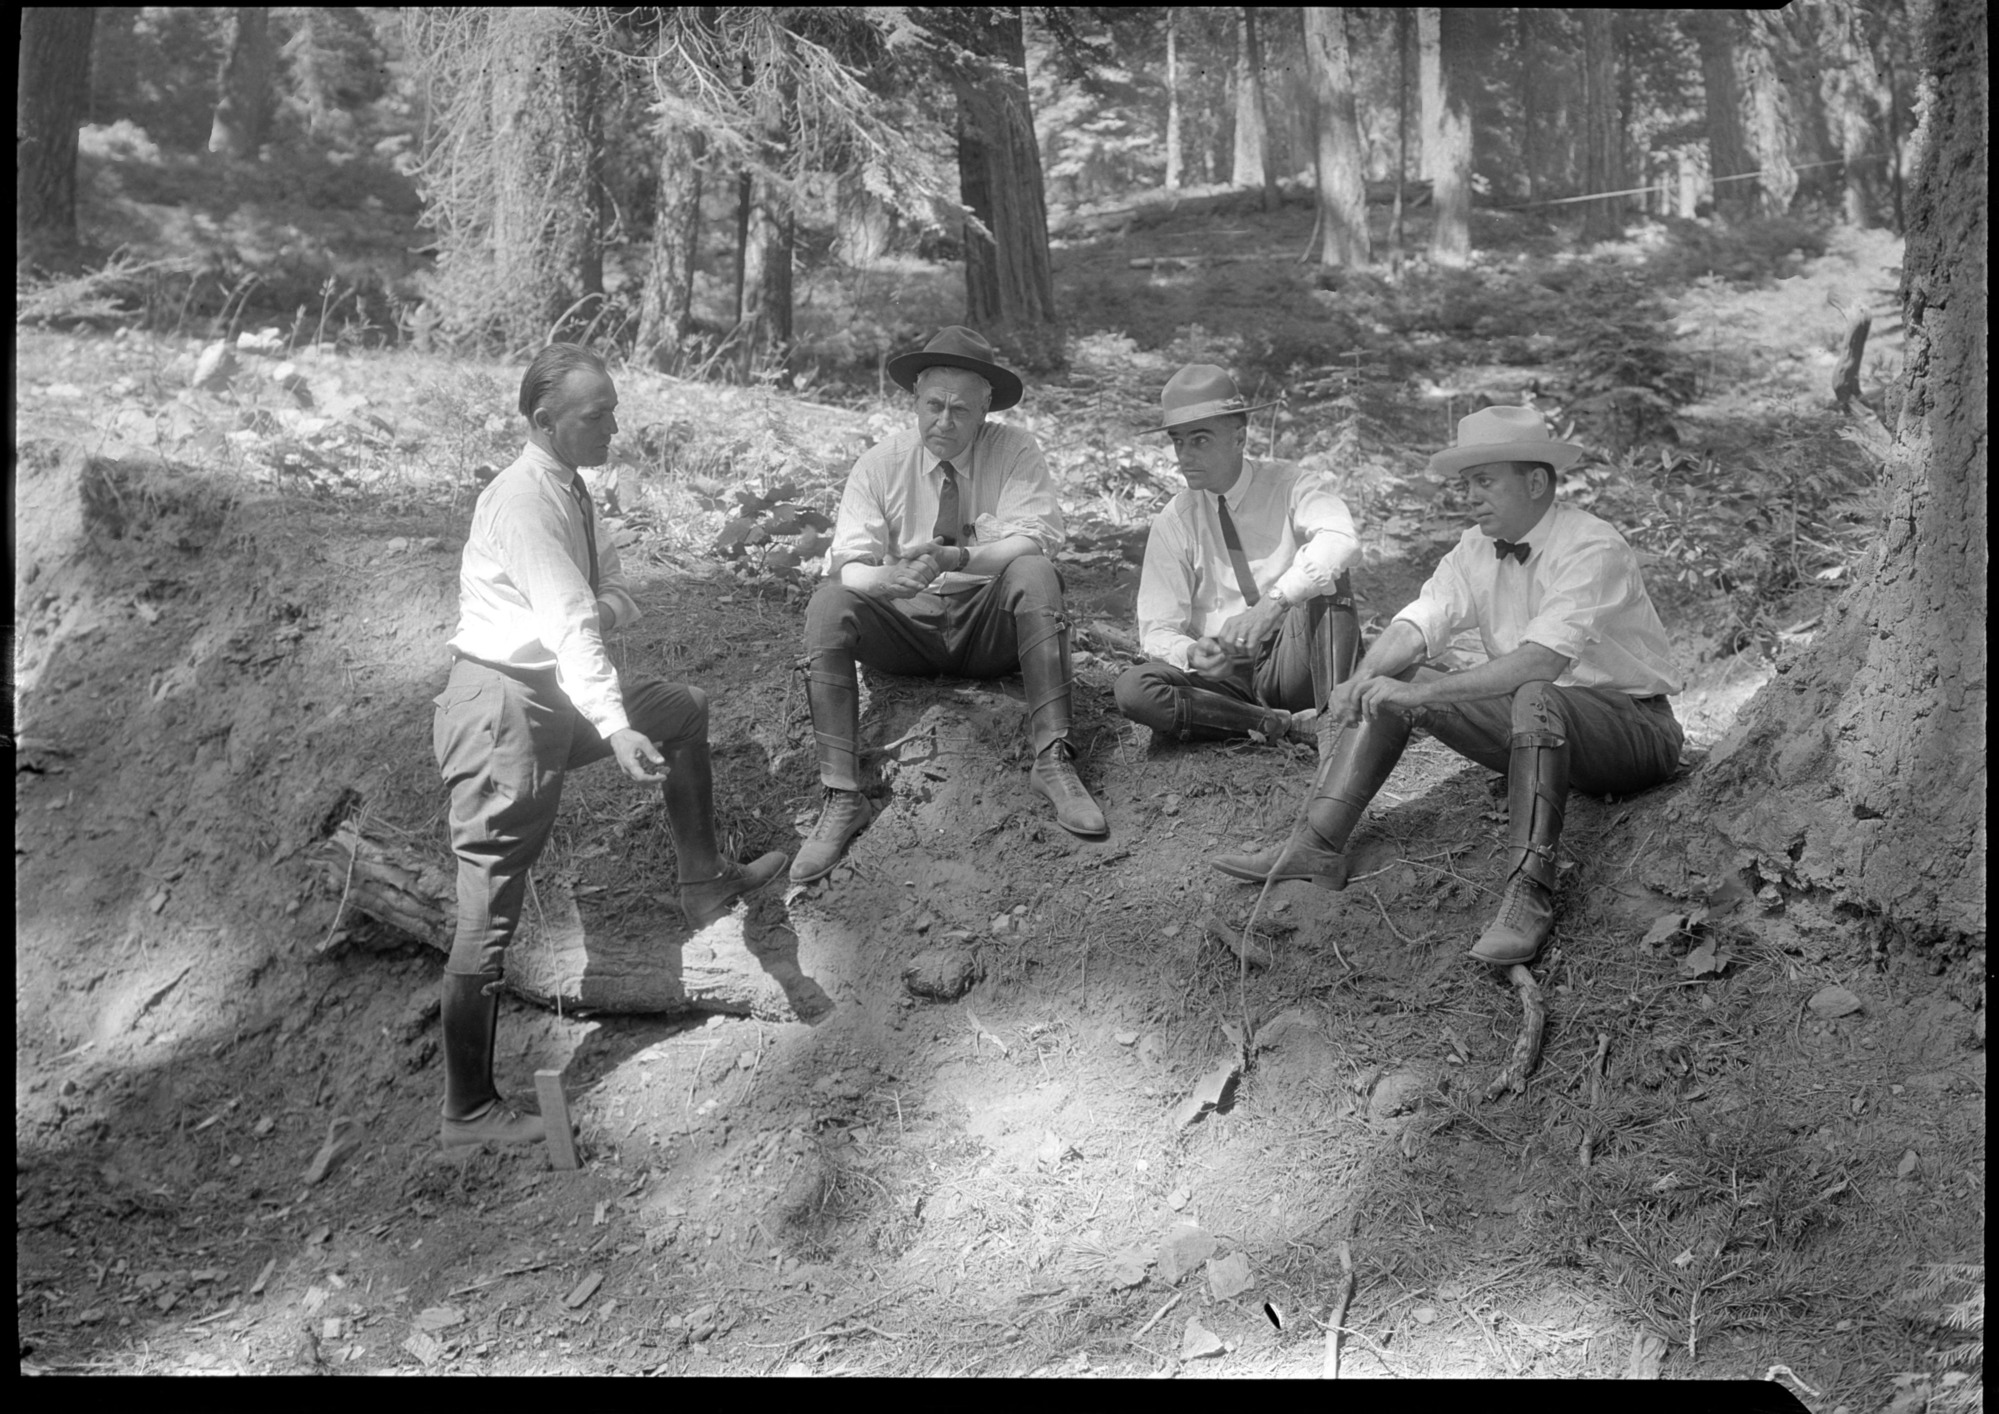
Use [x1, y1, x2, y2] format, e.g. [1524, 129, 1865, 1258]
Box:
[1148, 397, 1281, 434]
[886, 349, 1024, 411]
[1427, 437, 1585, 478]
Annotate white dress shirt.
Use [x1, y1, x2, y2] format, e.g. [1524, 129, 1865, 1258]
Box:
[448, 443, 643, 736]
[1135, 458, 1361, 669]
[1394, 501, 1681, 697]
[824, 420, 1065, 595]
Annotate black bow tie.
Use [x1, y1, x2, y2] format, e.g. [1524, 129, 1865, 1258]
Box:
[1494, 538, 1531, 564]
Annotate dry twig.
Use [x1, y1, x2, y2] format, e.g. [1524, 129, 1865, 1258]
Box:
[1483, 964, 1547, 1100]
[1322, 1240, 1355, 1379]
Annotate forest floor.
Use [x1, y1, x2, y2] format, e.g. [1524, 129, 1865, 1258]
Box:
[15, 194, 1984, 1394]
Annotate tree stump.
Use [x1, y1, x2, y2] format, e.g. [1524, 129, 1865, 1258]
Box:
[313, 821, 830, 1023]
[1831, 312, 1872, 410]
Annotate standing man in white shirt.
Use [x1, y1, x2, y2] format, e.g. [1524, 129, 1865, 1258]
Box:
[1214, 406, 1683, 967]
[792, 326, 1106, 886]
[1116, 364, 1363, 745]
[433, 343, 785, 1148]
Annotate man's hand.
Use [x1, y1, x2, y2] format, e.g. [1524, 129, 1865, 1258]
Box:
[1188, 637, 1233, 678]
[609, 728, 666, 783]
[862, 556, 939, 600]
[1348, 674, 1426, 722]
[1215, 598, 1288, 659]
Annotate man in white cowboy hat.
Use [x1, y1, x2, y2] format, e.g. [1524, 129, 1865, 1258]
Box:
[1115, 364, 1362, 746]
[1213, 405, 1683, 966]
[791, 325, 1106, 885]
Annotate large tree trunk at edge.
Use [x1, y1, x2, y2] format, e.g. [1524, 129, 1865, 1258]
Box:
[1303, 8, 1368, 269]
[17, 7, 97, 267]
[946, 7, 1059, 368]
[1690, 0, 1986, 945]
[1421, 8, 1471, 267]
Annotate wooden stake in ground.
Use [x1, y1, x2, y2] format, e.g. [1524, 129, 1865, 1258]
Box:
[535, 1069, 579, 1170]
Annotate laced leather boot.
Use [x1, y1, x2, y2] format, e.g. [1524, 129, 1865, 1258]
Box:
[1166, 685, 1301, 744]
[1019, 615, 1106, 837]
[660, 737, 787, 926]
[1213, 706, 1411, 888]
[789, 653, 877, 885]
[1471, 731, 1568, 966]
[439, 972, 544, 1149]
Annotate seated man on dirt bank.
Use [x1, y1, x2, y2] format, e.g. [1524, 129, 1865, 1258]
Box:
[791, 325, 1107, 886]
[431, 343, 786, 1147]
[1115, 364, 1362, 747]
[1213, 406, 1683, 967]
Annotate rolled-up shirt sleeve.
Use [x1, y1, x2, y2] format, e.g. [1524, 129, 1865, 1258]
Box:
[493, 492, 629, 736]
[1272, 472, 1359, 604]
[824, 453, 895, 577]
[1393, 541, 1480, 660]
[1516, 537, 1631, 664]
[981, 434, 1065, 556]
[1135, 511, 1200, 669]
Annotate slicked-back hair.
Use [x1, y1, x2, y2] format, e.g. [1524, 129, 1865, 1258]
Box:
[519, 343, 608, 421]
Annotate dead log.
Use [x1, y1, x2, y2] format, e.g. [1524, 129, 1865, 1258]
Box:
[311, 821, 830, 1024]
[1831, 312, 1871, 410]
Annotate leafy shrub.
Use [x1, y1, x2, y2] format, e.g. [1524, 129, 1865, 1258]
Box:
[710, 483, 834, 585]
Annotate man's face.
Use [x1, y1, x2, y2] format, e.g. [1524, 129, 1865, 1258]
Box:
[914, 369, 989, 463]
[1460, 461, 1545, 541]
[537, 368, 619, 470]
[1167, 415, 1247, 495]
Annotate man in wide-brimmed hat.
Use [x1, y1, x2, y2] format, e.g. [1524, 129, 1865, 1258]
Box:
[1213, 405, 1683, 967]
[790, 325, 1106, 885]
[1115, 364, 1363, 748]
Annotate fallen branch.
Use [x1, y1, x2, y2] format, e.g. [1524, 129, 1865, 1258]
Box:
[1322, 1240, 1355, 1379]
[1579, 1032, 1611, 1167]
[1131, 1292, 1181, 1342]
[1483, 964, 1547, 1100]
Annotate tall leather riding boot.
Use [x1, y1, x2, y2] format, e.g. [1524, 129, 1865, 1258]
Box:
[439, 971, 544, 1148]
[662, 738, 787, 927]
[1471, 731, 1569, 965]
[1165, 685, 1299, 743]
[1213, 707, 1413, 889]
[1304, 577, 1363, 757]
[791, 652, 877, 885]
[1018, 613, 1107, 837]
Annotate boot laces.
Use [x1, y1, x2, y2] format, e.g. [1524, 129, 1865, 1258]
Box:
[810, 788, 865, 839]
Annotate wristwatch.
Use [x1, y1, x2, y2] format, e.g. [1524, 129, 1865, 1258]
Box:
[1267, 583, 1293, 609]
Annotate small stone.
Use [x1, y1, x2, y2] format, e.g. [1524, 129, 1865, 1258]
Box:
[191, 341, 237, 390]
[1412, 1305, 1438, 1325]
[1180, 1315, 1225, 1360]
[1167, 1187, 1190, 1211]
[1113, 1030, 1138, 1046]
[1156, 1222, 1217, 1284]
[1808, 986, 1863, 1020]
[1206, 1251, 1252, 1300]
[901, 945, 981, 1002]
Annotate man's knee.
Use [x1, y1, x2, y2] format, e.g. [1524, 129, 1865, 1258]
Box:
[1508, 679, 1564, 735]
[803, 579, 864, 650]
[998, 554, 1062, 605]
[626, 679, 709, 747]
[1114, 663, 1174, 727]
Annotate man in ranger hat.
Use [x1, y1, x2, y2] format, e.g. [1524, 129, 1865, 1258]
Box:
[791, 325, 1106, 886]
[1115, 364, 1363, 746]
[1212, 405, 1683, 967]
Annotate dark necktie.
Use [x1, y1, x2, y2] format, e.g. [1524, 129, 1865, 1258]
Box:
[1494, 538, 1531, 564]
[932, 459, 971, 546]
[1216, 495, 1260, 606]
[568, 475, 600, 593]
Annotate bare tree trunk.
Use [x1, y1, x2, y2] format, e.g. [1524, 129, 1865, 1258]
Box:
[1165, 9, 1182, 191]
[1303, 8, 1369, 269]
[946, 7, 1058, 364]
[1827, 0, 1889, 228]
[1694, 0, 1985, 944]
[1580, 8, 1622, 242]
[208, 7, 276, 159]
[17, 7, 97, 267]
[1518, 7, 1538, 204]
[1693, 10, 1759, 222]
[488, 9, 595, 351]
[1424, 8, 1472, 267]
[736, 48, 795, 381]
[1390, 7, 1410, 278]
[1231, 7, 1277, 210]
[634, 123, 705, 370]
